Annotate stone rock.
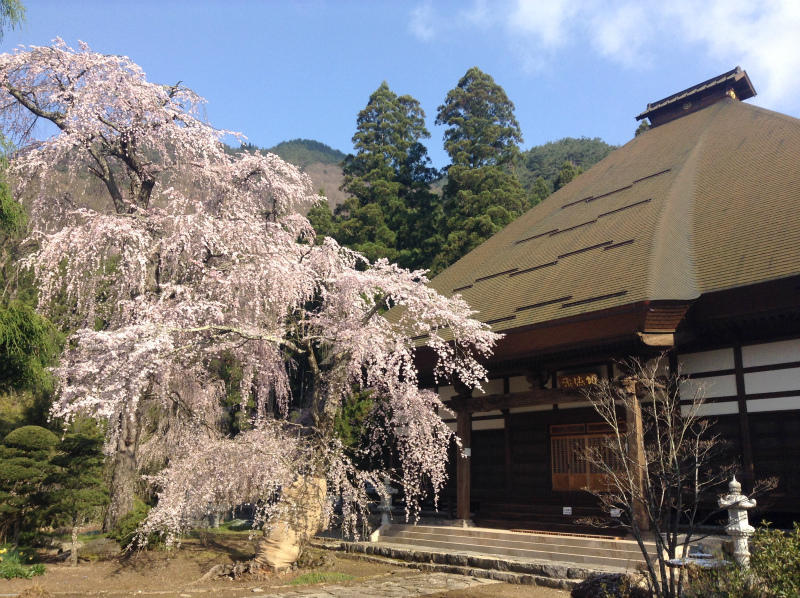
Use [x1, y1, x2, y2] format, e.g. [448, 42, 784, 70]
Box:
[77, 538, 122, 561]
[508, 562, 540, 575]
[520, 574, 535, 585]
[58, 540, 85, 553]
[431, 552, 448, 564]
[488, 571, 518, 583]
[539, 563, 569, 578]
[445, 553, 468, 567]
[467, 556, 503, 570]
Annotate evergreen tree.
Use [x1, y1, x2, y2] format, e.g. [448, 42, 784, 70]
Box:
[635, 119, 650, 137]
[0, 425, 58, 546]
[432, 67, 528, 274]
[46, 425, 108, 566]
[553, 160, 584, 191]
[530, 175, 551, 205]
[435, 66, 523, 168]
[312, 82, 442, 270]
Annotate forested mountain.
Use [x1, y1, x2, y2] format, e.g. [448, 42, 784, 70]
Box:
[517, 137, 617, 197]
[230, 139, 349, 207]
[266, 139, 345, 167]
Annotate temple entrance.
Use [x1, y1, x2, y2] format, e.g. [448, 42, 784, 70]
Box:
[550, 423, 625, 492]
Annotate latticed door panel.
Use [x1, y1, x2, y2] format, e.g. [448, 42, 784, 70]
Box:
[551, 435, 587, 491]
[552, 432, 622, 491]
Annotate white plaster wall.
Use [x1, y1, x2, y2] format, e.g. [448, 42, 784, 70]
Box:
[473, 409, 503, 417]
[742, 338, 800, 368]
[677, 348, 735, 374]
[681, 402, 739, 417]
[679, 375, 737, 399]
[744, 367, 800, 394]
[474, 378, 505, 396]
[472, 419, 505, 431]
[438, 385, 455, 401]
[509, 376, 531, 393]
[446, 421, 457, 432]
[746, 396, 800, 413]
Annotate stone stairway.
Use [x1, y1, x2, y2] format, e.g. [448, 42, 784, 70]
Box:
[373, 524, 658, 571]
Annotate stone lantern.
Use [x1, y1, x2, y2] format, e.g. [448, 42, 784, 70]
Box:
[379, 477, 398, 526]
[718, 476, 756, 567]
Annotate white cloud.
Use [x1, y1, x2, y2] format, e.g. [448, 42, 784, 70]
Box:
[663, 0, 800, 110]
[508, 0, 580, 49]
[590, 2, 652, 67]
[409, 3, 437, 42]
[505, 0, 800, 109]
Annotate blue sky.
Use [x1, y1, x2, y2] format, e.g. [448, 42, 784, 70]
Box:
[3, 0, 799, 169]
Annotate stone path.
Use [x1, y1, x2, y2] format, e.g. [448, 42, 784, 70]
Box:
[265, 572, 498, 598]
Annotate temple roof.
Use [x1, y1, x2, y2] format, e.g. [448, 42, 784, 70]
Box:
[429, 95, 800, 337]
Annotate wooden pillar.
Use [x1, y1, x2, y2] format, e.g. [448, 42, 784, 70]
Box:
[456, 407, 473, 524]
[502, 409, 512, 493]
[733, 344, 755, 491]
[622, 377, 650, 531]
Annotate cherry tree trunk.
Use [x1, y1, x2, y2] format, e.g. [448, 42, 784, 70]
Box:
[102, 408, 140, 532]
[253, 477, 327, 570]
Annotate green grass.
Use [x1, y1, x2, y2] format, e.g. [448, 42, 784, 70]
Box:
[289, 572, 355, 586]
[0, 547, 46, 579]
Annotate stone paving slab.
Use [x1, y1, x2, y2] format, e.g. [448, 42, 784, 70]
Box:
[270, 572, 497, 598]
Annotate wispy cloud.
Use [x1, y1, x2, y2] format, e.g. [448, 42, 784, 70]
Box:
[408, 0, 800, 111]
[409, 3, 437, 42]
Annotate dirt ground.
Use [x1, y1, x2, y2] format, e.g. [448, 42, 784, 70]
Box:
[1, 535, 569, 598]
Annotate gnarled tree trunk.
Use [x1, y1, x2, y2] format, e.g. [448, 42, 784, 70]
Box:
[103, 406, 141, 532]
[253, 476, 327, 570]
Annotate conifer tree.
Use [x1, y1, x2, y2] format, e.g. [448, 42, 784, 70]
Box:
[553, 160, 584, 191]
[433, 67, 528, 274]
[0, 425, 58, 546]
[529, 175, 551, 205]
[309, 82, 442, 270]
[46, 426, 108, 566]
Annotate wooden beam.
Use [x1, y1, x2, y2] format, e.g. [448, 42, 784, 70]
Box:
[456, 409, 472, 522]
[733, 344, 755, 491]
[622, 377, 650, 531]
[448, 387, 586, 414]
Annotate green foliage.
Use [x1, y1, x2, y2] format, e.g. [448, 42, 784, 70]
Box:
[529, 175, 551, 205]
[227, 139, 345, 170]
[0, 300, 60, 394]
[0, 547, 45, 579]
[635, 120, 650, 137]
[266, 139, 346, 168]
[310, 82, 443, 271]
[334, 390, 374, 448]
[289, 572, 355, 585]
[0, 0, 24, 43]
[686, 523, 800, 598]
[431, 164, 528, 275]
[432, 68, 528, 273]
[436, 66, 523, 168]
[0, 426, 58, 543]
[518, 137, 616, 195]
[554, 160, 584, 191]
[107, 499, 151, 548]
[46, 426, 108, 530]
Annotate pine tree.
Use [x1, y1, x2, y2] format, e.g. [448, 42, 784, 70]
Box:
[0, 425, 58, 546]
[46, 425, 108, 566]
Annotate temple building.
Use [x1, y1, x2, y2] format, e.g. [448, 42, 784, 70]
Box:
[419, 68, 800, 531]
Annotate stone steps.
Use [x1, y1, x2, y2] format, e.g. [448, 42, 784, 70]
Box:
[374, 524, 657, 570]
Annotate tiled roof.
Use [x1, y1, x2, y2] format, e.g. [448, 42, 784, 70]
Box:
[429, 98, 800, 335]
